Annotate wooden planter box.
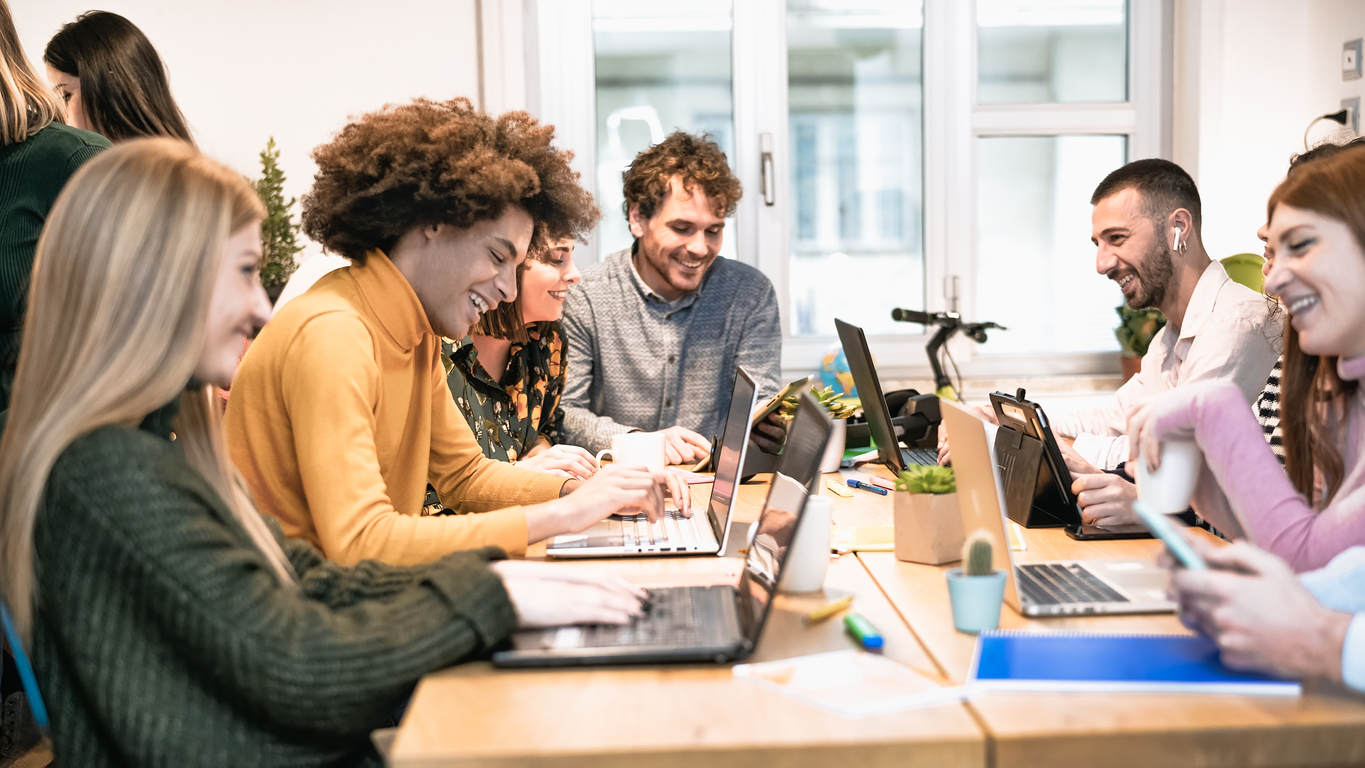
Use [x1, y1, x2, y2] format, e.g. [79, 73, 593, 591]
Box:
[893, 491, 964, 565]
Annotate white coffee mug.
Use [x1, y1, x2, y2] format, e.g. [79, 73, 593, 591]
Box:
[595, 432, 667, 472]
[778, 495, 833, 593]
[1136, 439, 1202, 514]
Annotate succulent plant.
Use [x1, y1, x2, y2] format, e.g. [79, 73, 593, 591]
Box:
[776, 384, 858, 421]
[893, 464, 956, 495]
[1114, 305, 1166, 358]
[962, 530, 994, 577]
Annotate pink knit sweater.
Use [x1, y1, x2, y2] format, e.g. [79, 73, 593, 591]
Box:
[1144, 355, 1365, 572]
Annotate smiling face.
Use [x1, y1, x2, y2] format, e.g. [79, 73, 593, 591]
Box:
[401, 207, 532, 340]
[196, 221, 271, 388]
[1092, 187, 1175, 310]
[1265, 204, 1365, 360]
[629, 176, 725, 302]
[45, 64, 90, 133]
[1257, 220, 1275, 283]
[519, 239, 582, 324]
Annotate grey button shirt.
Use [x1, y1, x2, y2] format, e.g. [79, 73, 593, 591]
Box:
[560, 246, 783, 453]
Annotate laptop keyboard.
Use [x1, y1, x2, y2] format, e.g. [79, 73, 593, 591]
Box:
[580, 587, 709, 648]
[618, 510, 710, 550]
[902, 447, 940, 466]
[1016, 563, 1129, 606]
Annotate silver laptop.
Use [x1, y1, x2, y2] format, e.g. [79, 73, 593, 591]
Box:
[492, 393, 833, 667]
[942, 399, 1175, 617]
[545, 367, 760, 558]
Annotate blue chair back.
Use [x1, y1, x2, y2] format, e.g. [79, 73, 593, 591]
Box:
[0, 600, 48, 731]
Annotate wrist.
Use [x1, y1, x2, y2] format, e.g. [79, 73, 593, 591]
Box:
[560, 479, 580, 497]
[523, 499, 572, 545]
[1317, 610, 1352, 684]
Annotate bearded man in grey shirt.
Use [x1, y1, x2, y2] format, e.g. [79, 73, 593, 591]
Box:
[560, 132, 782, 461]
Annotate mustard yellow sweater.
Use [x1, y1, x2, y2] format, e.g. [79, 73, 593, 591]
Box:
[225, 251, 565, 564]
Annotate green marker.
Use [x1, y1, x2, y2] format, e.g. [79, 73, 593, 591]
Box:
[843, 612, 884, 651]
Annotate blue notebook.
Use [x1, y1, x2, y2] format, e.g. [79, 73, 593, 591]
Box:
[969, 631, 1301, 697]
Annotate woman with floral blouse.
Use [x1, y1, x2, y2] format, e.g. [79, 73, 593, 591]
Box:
[445, 239, 599, 480]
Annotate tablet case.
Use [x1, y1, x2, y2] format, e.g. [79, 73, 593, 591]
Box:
[993, 422, 1071, 528]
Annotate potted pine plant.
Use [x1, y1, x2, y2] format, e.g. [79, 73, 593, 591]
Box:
[253, 137, 303, 304]
[1114, 305, 1166, 383]
[892, 464, 963, 565]
[945, 530, 1007, 633]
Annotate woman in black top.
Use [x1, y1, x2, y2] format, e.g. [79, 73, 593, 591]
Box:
[43, 11, 194, 145]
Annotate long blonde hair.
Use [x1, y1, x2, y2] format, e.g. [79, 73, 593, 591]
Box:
[0, 138, 297, 638]
[0, 0, 65, 145]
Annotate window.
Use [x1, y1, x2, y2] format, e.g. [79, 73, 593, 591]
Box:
[591, 1, 737, 258]
[533, 0, 1169, 378]
[787, 1, 925, 338]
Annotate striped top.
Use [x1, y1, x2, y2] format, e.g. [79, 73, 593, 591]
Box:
[1253, 357, 1286, 465]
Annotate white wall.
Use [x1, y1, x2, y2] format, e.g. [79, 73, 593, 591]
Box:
[1175, 0, 1365, 261]
[12, 0, 483, 267]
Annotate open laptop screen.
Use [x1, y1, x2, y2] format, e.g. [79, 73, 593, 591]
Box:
[705, 368, 759, 544]
[834, 318, 904, 473]
[776, 389, 834, 492]
[736, 393, 831, 642]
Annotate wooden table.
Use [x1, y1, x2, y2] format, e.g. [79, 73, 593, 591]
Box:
[392, 469, 1365, 767]
[830, 466, 1365, 768]
[391, 474, 985, 768]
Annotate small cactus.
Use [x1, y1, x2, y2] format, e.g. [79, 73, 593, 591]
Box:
[962, 530, 994, 577]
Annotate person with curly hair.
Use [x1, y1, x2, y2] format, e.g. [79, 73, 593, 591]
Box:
[443, 237, 599, 479]
[224, 98, 688, 566]
[560, 131, 782, 458]
[1, 137, 651, 767]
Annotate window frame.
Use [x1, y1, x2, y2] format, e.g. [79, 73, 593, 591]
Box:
[527, 0, 1172, 381]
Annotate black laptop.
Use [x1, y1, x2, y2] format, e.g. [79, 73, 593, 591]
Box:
[491, 392, 833, 667]
[835, 318, 939, 471]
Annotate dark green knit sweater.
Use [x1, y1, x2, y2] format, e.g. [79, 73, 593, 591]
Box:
[31, 401, 518, 766]
[0, 122, 109, 410]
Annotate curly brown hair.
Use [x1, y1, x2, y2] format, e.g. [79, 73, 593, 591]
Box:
[302, 97, 599, 264]
[621, 131, 741, 222]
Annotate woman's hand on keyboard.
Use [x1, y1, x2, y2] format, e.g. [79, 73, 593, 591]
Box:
[516, 444, 598, 480]
[526, 465, 691, 543]
[491, 560, 646, 628]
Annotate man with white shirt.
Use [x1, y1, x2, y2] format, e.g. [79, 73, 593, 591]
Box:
[1052, 159, 1281, 524]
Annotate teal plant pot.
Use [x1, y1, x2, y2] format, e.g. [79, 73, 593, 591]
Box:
[945, 568, 1007, 634]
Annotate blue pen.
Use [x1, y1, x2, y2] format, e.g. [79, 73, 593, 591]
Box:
[846, 479, 888, 496]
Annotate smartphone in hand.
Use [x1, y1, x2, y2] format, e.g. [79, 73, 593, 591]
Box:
[1133, 501, 1207, 570]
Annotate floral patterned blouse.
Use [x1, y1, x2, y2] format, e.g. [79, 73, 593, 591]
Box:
[443, 322, 568, 462]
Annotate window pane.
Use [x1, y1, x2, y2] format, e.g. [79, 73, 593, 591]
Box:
[787, 0, 924, 337]
[975, 135, 1126, 354]
[593, 1, 735, 259]
[977, 0, 1127, 104]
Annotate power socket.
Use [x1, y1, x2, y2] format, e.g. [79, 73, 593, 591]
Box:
[1344, 97, 1361, 134]
[1345, 39, 1363, 81]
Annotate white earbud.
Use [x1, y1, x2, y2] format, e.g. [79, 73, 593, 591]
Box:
[1171, 225, 1183, 251]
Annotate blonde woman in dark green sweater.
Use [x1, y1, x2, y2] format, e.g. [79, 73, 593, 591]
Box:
[0, 139, 646, 767]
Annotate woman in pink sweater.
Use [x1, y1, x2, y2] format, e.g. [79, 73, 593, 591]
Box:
[1130, 146, 1365, 573]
